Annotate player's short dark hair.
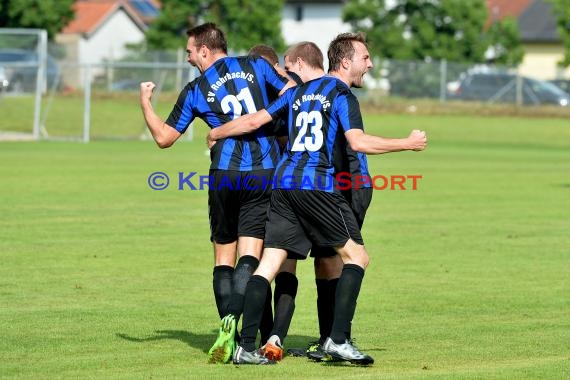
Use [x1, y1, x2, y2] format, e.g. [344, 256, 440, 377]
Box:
[284, 42, 323, 70]
[248, 44, 279, 66]
[328, 32, 367, 72]
[186, 22, 228, 54]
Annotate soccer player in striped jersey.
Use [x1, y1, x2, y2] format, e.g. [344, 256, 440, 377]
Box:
[139, 23, 296, 364]
[226, 41, 391, 363]
[207, 34, 426, 365]
[245, 44, 299, 349]
[242, 45, 305, 361]
[261, 42, 375, 362]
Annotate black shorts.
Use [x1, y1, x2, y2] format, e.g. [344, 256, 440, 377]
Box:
[310, 187, 373, 257]
[347, 187, 373, 228]
[208, 169, 273, 244]
[264, 189, 364, 259]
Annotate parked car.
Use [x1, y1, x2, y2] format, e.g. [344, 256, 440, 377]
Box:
[450, 72, 570, 106]
[109, 79, 141, 92]
[548, 79, 570, 95]
[0, 49, 60, 92]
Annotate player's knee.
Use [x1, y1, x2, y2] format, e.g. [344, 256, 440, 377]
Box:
[357, 245, 370, 268]
[255, 248, 288, 282]
[280, 259, 297, 274]
[360, 252, 370, 269]
[314, 255, 343, 279]
[347, 247, 369, 269]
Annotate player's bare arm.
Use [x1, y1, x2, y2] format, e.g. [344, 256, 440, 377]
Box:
[345, 128, 427, 154]
[140, 81, 182, 148]
[206, 110, 273, 145]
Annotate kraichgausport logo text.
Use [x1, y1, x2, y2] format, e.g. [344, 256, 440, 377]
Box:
[147, 172, 422, 191]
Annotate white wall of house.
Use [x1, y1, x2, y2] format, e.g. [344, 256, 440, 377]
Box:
[78, 9, 145, 64]
[518, 44, 570, 80]
[57, 8, 145, 87]
[282, 3, 350, 68]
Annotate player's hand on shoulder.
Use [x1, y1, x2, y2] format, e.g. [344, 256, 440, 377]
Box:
[408, 129, 427, 151]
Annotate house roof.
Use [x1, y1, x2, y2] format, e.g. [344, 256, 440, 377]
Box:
[62, 0, 147, 36]
[485, 0, 534, 28]
[518, 0, 559, 42]
[127, 0, 160, 24]
[486, 0, 560, 43]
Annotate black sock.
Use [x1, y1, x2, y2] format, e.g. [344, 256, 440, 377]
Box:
[213, 265, 234, 319]
[240, 275, 270, 352]
[227, 255, 259, 319]
[271, 272, 298, 344]
[316, 277, 338, 344]
[330, 264, 364, 344]
[258, 285, 273, 345]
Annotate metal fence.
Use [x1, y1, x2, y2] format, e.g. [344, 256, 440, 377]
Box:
[365, 58, 570, 107]
[2, 37, 570, 142]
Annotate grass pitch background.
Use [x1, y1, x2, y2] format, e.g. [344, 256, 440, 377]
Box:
[1, 113, 569, 379]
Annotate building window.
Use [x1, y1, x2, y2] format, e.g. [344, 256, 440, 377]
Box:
[296, 5, 303, 22]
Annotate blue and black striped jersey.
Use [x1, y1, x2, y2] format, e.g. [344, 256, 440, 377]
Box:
[351, 151, 370, 187]
[266, 75, 369, 192]
[335, 144, 371, 190]
[166, 56, 289, 171]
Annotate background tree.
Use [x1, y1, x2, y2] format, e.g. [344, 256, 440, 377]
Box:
[144, 0, 285, 53]
[548, 0, 570, 67]
[208, 0, 285, 53]
[342, 0, 527, 98]
[0, 0, 74, 40]
[485, 17, 524, 66]
[342, 0, 488, 62]
[144, 0, 205, 50]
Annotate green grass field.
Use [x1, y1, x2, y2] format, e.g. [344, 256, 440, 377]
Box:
[1, 113, 569, 379]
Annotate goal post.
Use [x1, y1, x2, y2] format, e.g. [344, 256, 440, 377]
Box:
[0, 28, 48, 140]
